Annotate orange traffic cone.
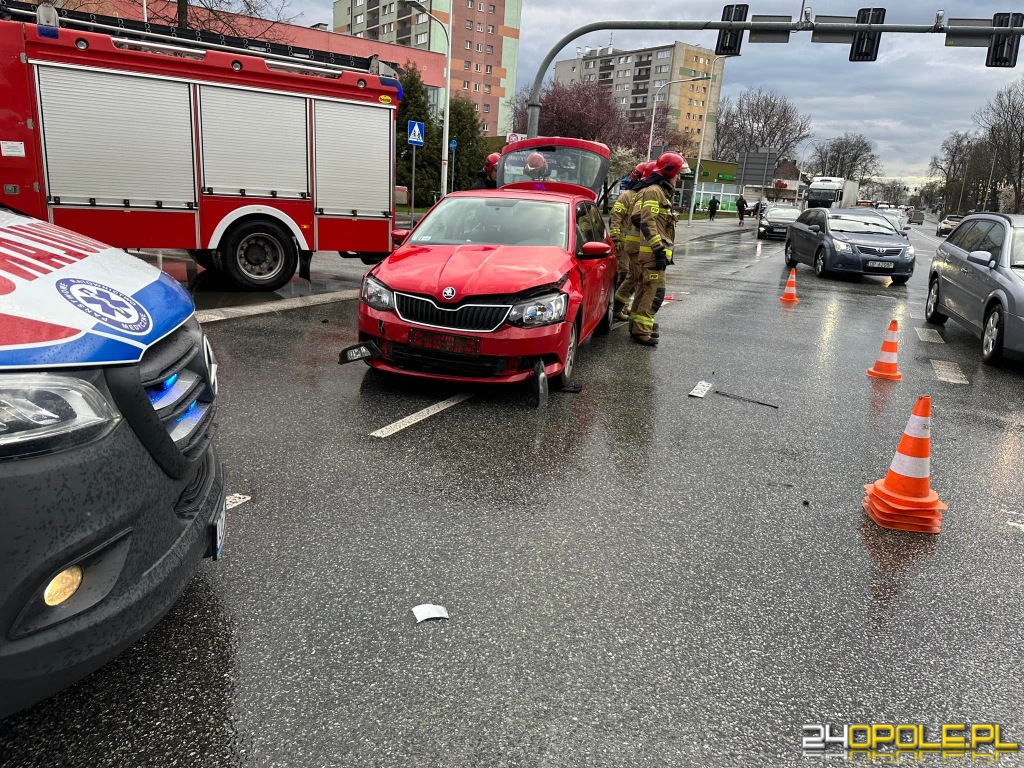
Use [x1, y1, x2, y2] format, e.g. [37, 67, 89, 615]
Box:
[779, 269, 799, 304]
[867, 320, 903, 381]
[863, 395, 946, 534]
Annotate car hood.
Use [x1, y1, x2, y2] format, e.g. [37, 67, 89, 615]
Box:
[833, 232, 908, 249]
[764, 215, 798, 226]
[374, 243, 574, 299]
[0, 210, 195, 370]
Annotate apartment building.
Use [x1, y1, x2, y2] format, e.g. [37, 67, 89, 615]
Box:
[553, 41, 726, 149]
[334, 0, 521, 136]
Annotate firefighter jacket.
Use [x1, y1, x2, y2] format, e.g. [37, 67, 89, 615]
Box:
[609, 188, 639, 246]
[630, 180, 675, 260]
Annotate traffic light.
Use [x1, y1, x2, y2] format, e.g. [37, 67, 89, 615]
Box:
[716, 4, 749, 57]
[986, 12, 1023, 67]
[850, 8, 885, 61]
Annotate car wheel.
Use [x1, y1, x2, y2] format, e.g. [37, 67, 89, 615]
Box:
[552, 321, 579, 390]
[814, 249, 829, 278]
[924, 278, 948, 325]
[935, 228, 941, 236]
[981, 304, 1005, 365]
[784, 240, 797, 268]
[596, 291, 614, 335]
[891, 275, 910, 286]
[221, 220, 298, 291]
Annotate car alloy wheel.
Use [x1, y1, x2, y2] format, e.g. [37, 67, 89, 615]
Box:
[784, 241, 796, 268]
[553, 322, 578, 389]
[814, 249, 827, 278]
[982, 305, 1004, 364]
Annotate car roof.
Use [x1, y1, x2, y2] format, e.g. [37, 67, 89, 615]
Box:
[961, 212, 1024, 227]
[446, 189, 581, 204]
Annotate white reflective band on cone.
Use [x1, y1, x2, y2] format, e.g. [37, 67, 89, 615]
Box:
[877, 351, 899, 364]
[889, 453, 931, 479]
[903, 415, 931, 439]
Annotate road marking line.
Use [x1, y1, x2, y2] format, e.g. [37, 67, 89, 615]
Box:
[612, 321, 627, 330]
[226, 493, 251, 509]
[371, 394, 473, 438]
[931, 359, 969, 385]
[907, 308, 924, 319]
[915, 327, 945, 343]
[1008, 521, 1024, 532]
[196, 289, 360, 324]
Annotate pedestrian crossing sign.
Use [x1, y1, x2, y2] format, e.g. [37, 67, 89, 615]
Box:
[408, 121, 425, 146]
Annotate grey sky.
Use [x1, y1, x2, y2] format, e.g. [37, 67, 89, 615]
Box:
[294, 0, 1021, 178]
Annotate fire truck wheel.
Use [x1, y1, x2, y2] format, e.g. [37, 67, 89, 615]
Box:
[221, 220, 298, 291]
[187, 249, 217, 271]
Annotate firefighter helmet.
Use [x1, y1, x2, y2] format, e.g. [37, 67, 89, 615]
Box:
[524, 152, 549, 179]
[640, 161, 658, 180]
[630, 162, 646, 183]
[653, 151, 686, 180]
[483, 152, 500, 175]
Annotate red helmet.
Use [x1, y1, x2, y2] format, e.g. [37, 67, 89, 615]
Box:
[630, 162, 646, 183]
[640, 161, 658, 180]
[524, 152, 548, 178]
[654, 151, 686, 180]
[483, 152, 500, 174]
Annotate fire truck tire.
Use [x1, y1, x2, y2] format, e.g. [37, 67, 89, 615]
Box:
[221, 219, 298, 291]
[187, 249, 217, 271]
[359, 253, 385, 265]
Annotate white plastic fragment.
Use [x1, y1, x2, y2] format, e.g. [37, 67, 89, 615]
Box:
[225, 493, 251, 509]
[689, 381, 713, 398]
[412, 604, 449, 623]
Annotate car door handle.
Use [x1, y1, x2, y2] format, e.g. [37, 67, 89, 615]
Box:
[960, 268, 970, 274]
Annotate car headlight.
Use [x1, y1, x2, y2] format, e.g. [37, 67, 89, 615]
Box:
[833, 239, 852, 253]
[905, 245, 916, 260]
[0, 374, 120, 460]
[508, 293, 568, 328]
[361, 275, 394, 311]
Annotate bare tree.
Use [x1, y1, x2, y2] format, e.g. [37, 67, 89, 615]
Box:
[112, 0, 298, 41]
[975, 76, 1024, 214]
[808, 133, 882, 181]
[929, 131, 995, 213]
[712, 87, 812, 162]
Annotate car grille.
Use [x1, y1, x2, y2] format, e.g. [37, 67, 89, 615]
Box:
[395, 293, 511, 333]
[858, 246, 902, 257]
[388, 343, 506, 378]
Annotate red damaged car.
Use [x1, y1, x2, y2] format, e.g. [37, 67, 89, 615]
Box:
[341, 138, 616, 402]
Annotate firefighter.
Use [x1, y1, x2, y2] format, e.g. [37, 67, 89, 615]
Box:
[628, 151, 685, 346]
[611, 161, 653, 320]
[523, 152, 550, 180]
[471, 153, 501, 190]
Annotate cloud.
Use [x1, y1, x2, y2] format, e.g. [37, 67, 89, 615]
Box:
[515, 0, 1023, 176]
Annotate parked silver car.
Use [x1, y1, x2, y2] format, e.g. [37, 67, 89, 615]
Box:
[908, 208, 925, 225]
[925, 213, 1024, 364]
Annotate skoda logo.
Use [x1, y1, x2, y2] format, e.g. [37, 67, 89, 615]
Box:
[56, 278, 152, 335]
[442, 287, 456, 300]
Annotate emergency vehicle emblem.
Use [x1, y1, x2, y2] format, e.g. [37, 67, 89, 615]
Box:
[379, 95, 392, 104]
[442, 287, 456, 300]
[56, 278, 153, 335]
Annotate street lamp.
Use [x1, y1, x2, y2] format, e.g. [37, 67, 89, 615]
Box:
[687, 54, 731, 228]
[405, 0, 452, 197]
[795, 139, 826, 208]
[646, 75, 710, 161]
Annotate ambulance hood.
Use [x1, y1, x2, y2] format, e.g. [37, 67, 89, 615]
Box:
[0, 210, 195, 370]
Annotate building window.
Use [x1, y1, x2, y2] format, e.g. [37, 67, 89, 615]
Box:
[477, 22, 483, 31]
[354, 31, 363, 37]
[655, 94, 667, 102]
[475, 62, 481, 72]
[464, 60, 471, 70]
[487, 24, 494, 33]
[473, 83, 480, 91]
[486, 44, 493, 54]
[489, 3, 496, 11]
[483, 123, 489, 132]
[415, 32, 428, 44]
[467, 0, 473, 6]
[657, 49, 671, 59]
[416, 12, 427, 23]
[463, 80, 470, 90]
[653, 79, 666, 87]
[465, 20, 472, 29]
[484, 84, 491, 93]
[485, 64, 492, 74]
[354, 0, 362, 5]
[354, 13, 364, 23]
[585, 60, 596, 69]
[483, 103, 490, 112]
[476, 43, 483, 52]
[465, 40, 472, 49]
[616, 97, 627, 104]
[474, 102, 479, 111]
[655, 64, 669, 74]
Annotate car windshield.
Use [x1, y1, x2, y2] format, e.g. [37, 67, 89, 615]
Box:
[408, 196, 569, 249]
[827, 214, 898, 235]
[766, 208, 800, 221]
[879, 211, 902, 228]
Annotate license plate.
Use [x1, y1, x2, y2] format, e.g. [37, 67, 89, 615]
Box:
[867, 261, 894, 269]
[211, 498, 226, 560]
[407, 329, 480, 354]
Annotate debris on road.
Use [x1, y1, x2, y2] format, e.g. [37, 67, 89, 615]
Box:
[714, 390, 779, 409]
[226, 494, 251, 509]
[689, 381, 713, 398]
[412, 604, 449, 624]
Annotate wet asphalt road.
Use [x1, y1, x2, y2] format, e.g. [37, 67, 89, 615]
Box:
[3, 223, 1024, 767]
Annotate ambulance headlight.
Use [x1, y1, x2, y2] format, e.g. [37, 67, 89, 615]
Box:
[0, 374, 120, 459]
[361, 275, 394, 311]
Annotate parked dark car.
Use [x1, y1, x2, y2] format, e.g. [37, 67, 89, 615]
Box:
[784, 207, 915, 284]
[936, 214, 963, 236]
[757, 204, 800, 240]
[908, 208, 925, 225]
[925, 213, 1024, 364]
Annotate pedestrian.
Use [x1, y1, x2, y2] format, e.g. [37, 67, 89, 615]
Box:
[628, 151, 685, 347]
[609, 162, 648, 316]
[470, 152, 500, 190]
[708, 196, 720, 222]
[752, 200, 762, 219]
[737, 194, 747, 226]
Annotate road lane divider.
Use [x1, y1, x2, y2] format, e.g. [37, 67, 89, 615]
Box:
[930, 359, 969, 385]
[370, 394, 473, 438]
[915, 327, 945, 343]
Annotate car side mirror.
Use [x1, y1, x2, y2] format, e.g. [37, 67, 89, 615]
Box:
[392, 229, 410, 246]
[967, 250, 997, 269]
[903, 225, 911, 231]
[808, 225, 821, 234]
[578, 241, 612, 259]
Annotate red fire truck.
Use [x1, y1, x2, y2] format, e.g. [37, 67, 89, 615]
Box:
[0, 7, 401, 290]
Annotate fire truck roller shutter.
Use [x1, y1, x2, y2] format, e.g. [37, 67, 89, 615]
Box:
[314, 99, 394, 220]
[199, 86, 309, 198]
[36, 66, 195, 209]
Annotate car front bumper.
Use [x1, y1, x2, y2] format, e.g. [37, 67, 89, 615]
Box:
[758, 224, 789, 238]
[828, 252, 915, 277]
[357, 305, 573, 383]
[0, 422, 225, 719]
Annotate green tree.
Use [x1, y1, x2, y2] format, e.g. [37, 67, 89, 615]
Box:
[447, 96, 486, 192]
[395, 64, 441, 207]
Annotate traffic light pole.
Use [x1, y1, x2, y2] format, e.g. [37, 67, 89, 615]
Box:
[525, 15, 1021, 138]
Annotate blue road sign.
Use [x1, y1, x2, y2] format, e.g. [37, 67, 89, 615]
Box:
[450, 139, 458, 151]
[407, 121, 425, 147]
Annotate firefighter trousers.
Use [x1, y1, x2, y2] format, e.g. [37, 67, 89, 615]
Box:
[614, 237, 642, 310]
[629, 249, 666, 340]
